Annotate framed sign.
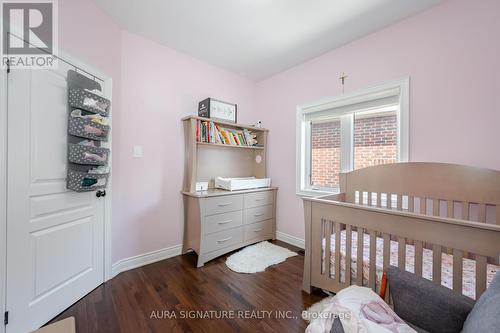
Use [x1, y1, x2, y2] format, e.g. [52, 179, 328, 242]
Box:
[198, 98, 237, 123]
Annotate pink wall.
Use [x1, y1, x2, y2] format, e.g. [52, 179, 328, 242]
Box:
[59, 1, 256, 263]
[58, 0, 500, 261]
[255, 0, 500, 240]
[114, 32, 256, 261]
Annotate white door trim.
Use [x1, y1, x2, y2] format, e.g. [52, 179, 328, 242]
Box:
[0, 55, 8, 333]
[0, 50, 114, 332]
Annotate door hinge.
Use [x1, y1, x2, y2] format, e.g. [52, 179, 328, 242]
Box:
[6, 59, 10, 74]
[4, 311, 8, 325]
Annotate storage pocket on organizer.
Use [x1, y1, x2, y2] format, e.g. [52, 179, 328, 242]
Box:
[67, 170, 109, 192]
[68, 88, 110, 116]
[68, 143, 109, 165]
[68, 116, 110, 141]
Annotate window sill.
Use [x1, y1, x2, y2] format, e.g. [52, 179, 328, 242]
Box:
[296, 189, 340, 198]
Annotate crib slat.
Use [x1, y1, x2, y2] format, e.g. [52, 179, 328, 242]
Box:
[357, 227, 364, 286]
[447, 200, 454, 218]
[334, 222, 341, 283]
[408, 196, 414, 212]
[387, 194, 392, 209]
[398, 237, 406, 270]
[462, 202, 469, 220]
[432, 244, 442, 285]
[376, 193, 382, 207]
[415, 241, 423, 276]
[433, 199, 440, 216]
[452, 249, 463, 293]
[369, 230, 376, 290]
[497, 206, 500, 225]
[476, 255, 487, 298]
[397, 195, 403, 211]
[420, 198, 427, 214]
[478, 204, 486, 223]
[324, 221, 332, 277]
[382, 233, 390, 271]
[367, 192, 372, 206]
[345, 225, 352, 285]
[382, 233, 391, 302]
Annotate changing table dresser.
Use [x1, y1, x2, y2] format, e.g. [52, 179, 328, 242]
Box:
[181, 115, 277, 267]
[182, 187, 277, 267]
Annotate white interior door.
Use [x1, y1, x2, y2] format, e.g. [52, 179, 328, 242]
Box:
[6, 61, 106, 332]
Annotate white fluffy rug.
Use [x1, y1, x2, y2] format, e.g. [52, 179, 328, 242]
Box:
[225, 241, 297, 273]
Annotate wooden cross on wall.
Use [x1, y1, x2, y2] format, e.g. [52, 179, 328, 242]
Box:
[339, 72, 348, 93]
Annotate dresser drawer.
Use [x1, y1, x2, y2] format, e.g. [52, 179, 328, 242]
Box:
[203, 227, 243, 252]
[244, 219, 273, 242]
[204, 194, 243, 216]
[204, 211, 243, 235]
[244, 204, 273, 224]
[244, 191, 274, 209]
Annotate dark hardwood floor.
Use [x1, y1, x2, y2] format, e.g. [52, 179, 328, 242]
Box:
[50, 241, 326, 333]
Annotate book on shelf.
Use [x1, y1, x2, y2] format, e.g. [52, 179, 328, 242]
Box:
[196, 120, 259, 147]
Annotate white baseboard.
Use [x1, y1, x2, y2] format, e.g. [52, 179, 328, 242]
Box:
[276, 231, 305, 249]
[110, 233, 305, 278]
[111, 244, 183, 278]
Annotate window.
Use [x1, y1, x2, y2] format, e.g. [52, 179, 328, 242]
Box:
[311, 118, 341, 189]
[353, 108, 398, 170]
[296, 79, 409, 195]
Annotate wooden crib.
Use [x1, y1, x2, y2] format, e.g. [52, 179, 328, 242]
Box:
[302, 162, 500, 300]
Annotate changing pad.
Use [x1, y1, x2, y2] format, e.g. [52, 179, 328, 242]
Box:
[215, 177, 271, 191]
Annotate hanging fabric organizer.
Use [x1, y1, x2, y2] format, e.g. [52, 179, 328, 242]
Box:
[66, 70, 111, 192]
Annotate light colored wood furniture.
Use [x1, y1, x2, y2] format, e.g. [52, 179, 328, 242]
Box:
[181, 116, 277, 267]
[183, 188, 277, 267]
[302, 162, 500, 300]
[33, 317, 75, 333]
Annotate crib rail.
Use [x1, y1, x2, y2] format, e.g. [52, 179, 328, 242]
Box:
[340, 163, 500, 224]
[303, 197, 500, 300]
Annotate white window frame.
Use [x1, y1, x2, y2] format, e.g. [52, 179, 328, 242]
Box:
[296, 78, 410, 196]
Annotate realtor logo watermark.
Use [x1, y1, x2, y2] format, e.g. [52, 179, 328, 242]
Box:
[1, 0, 58, 69]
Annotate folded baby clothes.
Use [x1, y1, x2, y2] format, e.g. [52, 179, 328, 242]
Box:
[77, 139, 96, 147]
[91, 116, 108, 126]
[81, 178, 98, 187]
[88, 166, 110, 174]
[71, 109, 109, 126]
[83, 97, 107, 113]
[83, 151, 107, 162]
[84, 88, 104, 97]
[84, 125, 105, 137]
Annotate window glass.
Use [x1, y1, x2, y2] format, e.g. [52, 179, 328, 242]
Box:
[311, 119, 341, 188]
[354, 110, 397, 170]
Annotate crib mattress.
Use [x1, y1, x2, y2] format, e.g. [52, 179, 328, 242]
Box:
[322, 230, 500, 299]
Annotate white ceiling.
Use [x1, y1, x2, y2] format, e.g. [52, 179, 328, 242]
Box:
[93, 0, 443, 80]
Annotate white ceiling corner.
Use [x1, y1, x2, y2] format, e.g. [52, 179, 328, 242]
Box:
[93, 0, 443, 80]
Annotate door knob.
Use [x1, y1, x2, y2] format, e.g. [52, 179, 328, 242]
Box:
[96, 190, 106, 198]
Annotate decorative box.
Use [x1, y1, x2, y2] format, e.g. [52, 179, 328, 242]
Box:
[198, 98, 237, 123]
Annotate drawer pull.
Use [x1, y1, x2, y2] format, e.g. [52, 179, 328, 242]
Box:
[217, 237, 232, 243]
[253, 228, 263, 232]
[254, 213, 265, 217]
[217, 202, 232, 207]
[255, 198, 263, 201]
[217, 220, 232, 225]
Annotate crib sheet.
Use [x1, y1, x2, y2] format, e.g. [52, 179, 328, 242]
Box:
[322, 230, 500, 299]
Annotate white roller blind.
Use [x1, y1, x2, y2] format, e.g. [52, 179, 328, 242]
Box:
[305, 95, 399, 122]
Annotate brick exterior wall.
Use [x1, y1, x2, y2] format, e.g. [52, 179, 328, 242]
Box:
[311, 114, 397, 188]
[311, 120, 341, 187]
